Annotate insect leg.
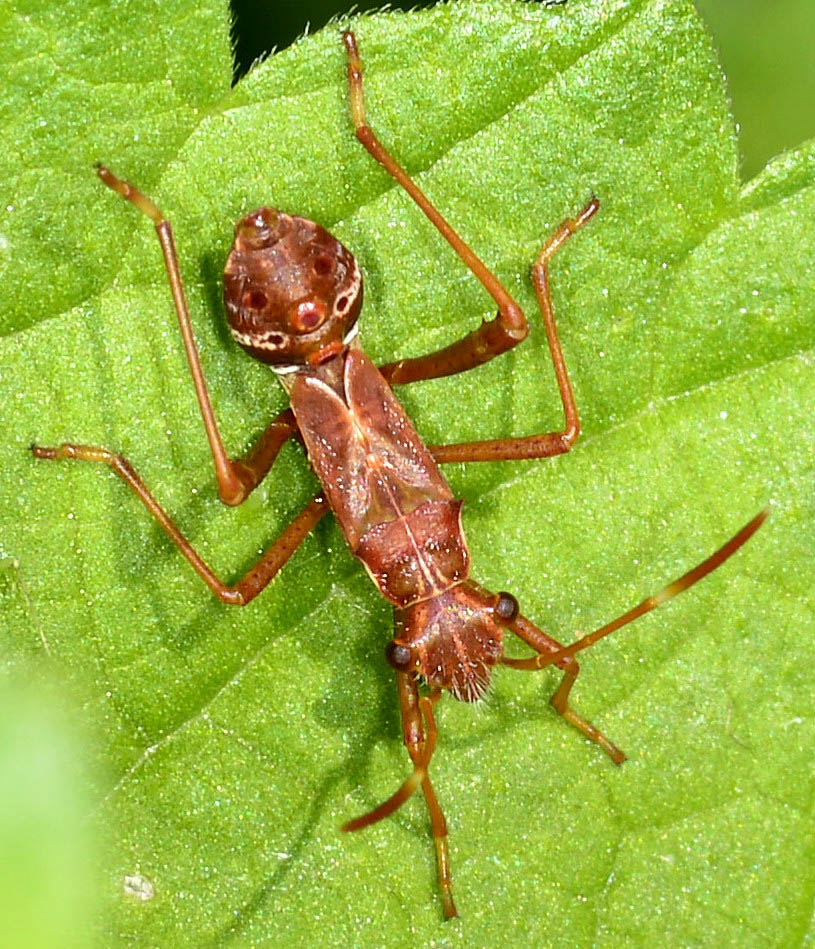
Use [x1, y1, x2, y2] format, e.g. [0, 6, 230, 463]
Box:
[31, 442, 327, 604]
[343, 676, 457, 919]
[429, 200, 599, 464]
[96, 164, 299, 506]
[500, 510, 768, 759]
[229, 408, 302, 499]
[343, 32, 529, 386]
[501, 614, 626, 764]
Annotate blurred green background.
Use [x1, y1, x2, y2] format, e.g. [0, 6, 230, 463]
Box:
[230, 0, 815, 180]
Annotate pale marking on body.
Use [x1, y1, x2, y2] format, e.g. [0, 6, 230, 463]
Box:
[230, 327, 284, 351]
[347, 401, 445, 598]
[228, 259, 361, 353]
[300, 370, 453, 602]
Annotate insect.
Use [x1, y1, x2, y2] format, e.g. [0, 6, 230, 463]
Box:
[32, 31, 767, 918]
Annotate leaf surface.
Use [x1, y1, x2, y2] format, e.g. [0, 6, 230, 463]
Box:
[1, 0, 813, 945]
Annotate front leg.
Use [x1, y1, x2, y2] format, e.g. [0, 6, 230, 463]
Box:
[344, 31, 595, 462]
[344, 32, 529, 386]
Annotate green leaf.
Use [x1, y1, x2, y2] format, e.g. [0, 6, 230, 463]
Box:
[0, 677, 96, 949]
[2, 0, 813, 945]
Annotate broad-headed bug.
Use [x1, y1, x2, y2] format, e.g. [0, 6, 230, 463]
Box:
[32, 31, 767, 917]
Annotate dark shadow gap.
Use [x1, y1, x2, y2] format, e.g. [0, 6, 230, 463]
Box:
[229, 0, 434, 82]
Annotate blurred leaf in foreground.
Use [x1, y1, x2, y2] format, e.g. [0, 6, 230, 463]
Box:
[0, 674, 96, 949]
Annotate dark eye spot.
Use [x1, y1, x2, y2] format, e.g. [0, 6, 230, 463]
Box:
[495, 591, 519, 624]
[336, 295, 348, 312]
[313, 255, 333, 276]
[301, 311, 321, 330]
[243, 289, 268, 310]
[385, 640, 413, 672]
[292, 300, 327, 333]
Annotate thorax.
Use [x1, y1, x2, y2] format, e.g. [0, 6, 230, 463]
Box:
[287, 343, 470, 607]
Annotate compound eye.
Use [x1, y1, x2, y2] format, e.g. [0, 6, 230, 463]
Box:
[291, 299, 328, 334]
[494, 591, 519, 624]
[385, 640, 413, 673]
